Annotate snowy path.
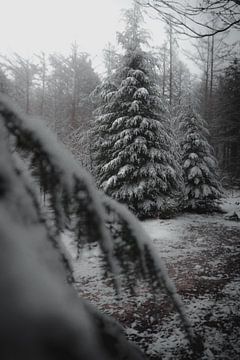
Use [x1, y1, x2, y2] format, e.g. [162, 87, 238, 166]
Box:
[64, 191, 240, 359]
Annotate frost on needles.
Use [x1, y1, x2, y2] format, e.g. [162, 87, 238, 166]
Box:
[92, 5, 181, 219]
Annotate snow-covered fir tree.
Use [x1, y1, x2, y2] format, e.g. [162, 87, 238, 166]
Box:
[180, 106, 222, 212]
[92, 4, 182, 219]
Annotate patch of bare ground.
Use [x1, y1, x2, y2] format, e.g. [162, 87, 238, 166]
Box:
[75, 218, 240, 359]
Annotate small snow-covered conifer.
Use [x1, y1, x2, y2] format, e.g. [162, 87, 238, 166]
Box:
[92, 4, 181, 218]
[180, 106, 222, 212]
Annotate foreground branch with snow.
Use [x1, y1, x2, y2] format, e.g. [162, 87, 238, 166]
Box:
[0, 94, 196, 358]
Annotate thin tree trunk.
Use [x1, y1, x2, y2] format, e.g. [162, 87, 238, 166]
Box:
[169, 22, 173, 107]
[71, 45, 78, 129]
[162, 44, 166, 97]
[26, 62, 30, 114]
[40, 53, 46, 117]
[204, 38, 210, 121]
[209, 35, 215, 124]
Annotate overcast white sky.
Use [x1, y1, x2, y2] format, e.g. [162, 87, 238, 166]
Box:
[1, 0, 132, 57]
[1, 0, 238, 75]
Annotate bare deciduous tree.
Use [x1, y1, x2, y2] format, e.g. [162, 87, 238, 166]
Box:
[139, 0, 240, 37]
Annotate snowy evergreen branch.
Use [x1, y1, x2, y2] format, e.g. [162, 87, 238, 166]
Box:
[0, 94, 117, 279]
[0, 153, 144, 359]
[13, 154, 74, 282]
[0, 94, 195, 346]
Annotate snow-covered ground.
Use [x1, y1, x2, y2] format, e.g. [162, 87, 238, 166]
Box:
[63, 190, 240, 359]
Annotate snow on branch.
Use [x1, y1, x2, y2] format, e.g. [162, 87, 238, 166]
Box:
[0, 94, 117, 280]
[0, 94, 195, 344]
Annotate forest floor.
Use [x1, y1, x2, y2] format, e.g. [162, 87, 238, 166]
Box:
[64, 190, 240, 359]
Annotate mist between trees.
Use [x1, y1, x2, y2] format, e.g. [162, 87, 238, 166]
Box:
[0, 7, 239, 185]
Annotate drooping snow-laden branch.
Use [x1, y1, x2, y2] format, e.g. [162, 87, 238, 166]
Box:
[0, 94, 195, 344]
[0, 143, 144, 359]
[139, 0, 240, 37]
[12, 153, 75, 281]
[0, 94, 118, 284]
